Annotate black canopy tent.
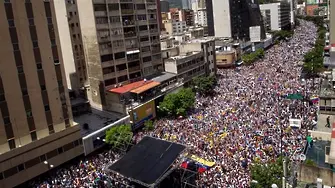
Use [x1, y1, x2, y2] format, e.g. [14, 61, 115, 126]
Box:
[107, 136, 187, 187]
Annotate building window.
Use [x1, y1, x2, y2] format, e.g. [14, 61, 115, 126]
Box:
[37, 63, 42, 70]
[8, 19, 14, 27]
[12, 43, 19, 51]
[22, 88, 28, 96]
[17, 66, 24, 74]
[40, 84, 46, 91]
[57, 147, 63, 154]
[30, 131, 37, 141]
[47, 17, 52, 25]
[39, 154, 46, 162]
[51, 39, 56, 46]
[4, 166, 17, 178]
[32, 41, 38, 48]
[28, 18, 34, 26]
[8, 139, 15, 150]
[17, 164, 25, 172]
[48, 124, 54, 134]
[44, 104, 50, 111]
[54, 60, 60, 65]
[26, 110, 32, 118]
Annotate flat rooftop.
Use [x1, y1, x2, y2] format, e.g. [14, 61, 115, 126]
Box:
[186, 37, 215, 43]
[74, 108, 122, 136]
[169, 51, 201, 60]
[151, 72, 176, 83]
[320, 77, 335, 98]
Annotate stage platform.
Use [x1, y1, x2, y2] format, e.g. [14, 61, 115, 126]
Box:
[107, 136, 186, 187]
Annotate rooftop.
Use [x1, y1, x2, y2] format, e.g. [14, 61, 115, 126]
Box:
[74, 108, 122, 136]
[169, 51, 201, 60]
[107, 80, 148, 94]
[130, 81, 160, 94]
[320, 75, 335, 98]
[151, 72, 177, 83]
[186, 37, 215, 43]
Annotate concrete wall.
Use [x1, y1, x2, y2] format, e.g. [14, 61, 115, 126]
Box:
[212, 0, 231, 38]
[299, 164, 335, 186]
[77, 0, 104, 110]
[309, 130, 332, 141]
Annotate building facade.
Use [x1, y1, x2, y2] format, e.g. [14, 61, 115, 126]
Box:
[0, 1, 82, 187]
[164, 20, 187, 34]
[207, 0, 265, 41]
[65, 0, 88, 91]
[180, 9, 194, 26]
[77, 0, 162, 110]
[260, 2, 291, 31]
[192, 0, 207, 27]
[160, 0, 170, 12]
[182, 0, 191, 10]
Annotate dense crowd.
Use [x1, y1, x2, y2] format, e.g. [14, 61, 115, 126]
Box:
[30, 20, 318, 187]
[148, 20, 319, 187]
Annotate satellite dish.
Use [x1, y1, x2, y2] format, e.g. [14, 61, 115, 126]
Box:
[300, 154, 306, 161]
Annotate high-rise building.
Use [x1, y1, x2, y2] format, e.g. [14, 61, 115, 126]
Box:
[330, 0, 335, 45]
[0, 1, 82, 187]
[182, 0, 191, 9]
[160, 0, 170, 12]
[76, 0, 163, 110]
[206, 0, 266, 41]
[192, 0, 207, 27]
[260, 2, 291, 31]
[65, 0, 88, 91]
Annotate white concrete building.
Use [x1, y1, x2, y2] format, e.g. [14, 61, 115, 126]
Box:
[260, 2, 291, 31]
[192, 0, 207, 26]
[163, 20, 187, 34]
[211, 0, 231, 38]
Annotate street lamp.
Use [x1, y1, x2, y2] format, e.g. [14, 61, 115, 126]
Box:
[44, 161, 48, 165]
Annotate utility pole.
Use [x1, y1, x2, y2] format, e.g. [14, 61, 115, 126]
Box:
[283, 158, 288, 188]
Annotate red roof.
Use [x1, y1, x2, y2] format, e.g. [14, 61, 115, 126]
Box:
[108, 80, 148, 94]
[107, 80, 156, 94]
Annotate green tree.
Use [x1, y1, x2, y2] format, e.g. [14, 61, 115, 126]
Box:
[192, 76, 216, 95]
[105, 124, 133, 149]
[242, 49, 265, 65]
[159, 88, 195, 117]
[250, 157, 284, 188]
[143, 120, 154, 131]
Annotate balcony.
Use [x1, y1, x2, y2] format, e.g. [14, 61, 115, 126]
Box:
[150, 29, 158, 34]
[110, 22, 122, 28]
[114, 58, 127, 65]
[116, 69, 128, 76]
[100, 48, 113, 55]
[126, 44, 138, 51]
[111, 33, 123, 40]
[136, 9, 146, 14]
[137, 20, 147, 25]
[151, 39, 160, 44]
[103, 72, 116, 80]
[140, 41, 150, 47]
[141, 51, 151, 57]
[96, 24, 109, 30]
[101, 60, 114, 68]
[121, 9, 134, 15]
[120, 0, 133, 2]
[109, 10, 120, 16]
[147, 5, 156, 10]
[124, 32, 136, 38]
[135, 0, 145, 3]
[152, 48, 160, 54]
[94, 11, 107, 17]
[127, 55, 139, 61]
[147, 9, 156, 14]
[128, 66, 141, 72]
[149, 19, 157, 24]
[139, 30, 149, 36]
[123, 20, 135, 27]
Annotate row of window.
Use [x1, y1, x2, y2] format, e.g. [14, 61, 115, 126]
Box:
[0, 139, 83, 180]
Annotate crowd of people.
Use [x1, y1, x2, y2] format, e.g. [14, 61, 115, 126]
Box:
[148, 19, 319, 187]
[29, 19, 319, 187]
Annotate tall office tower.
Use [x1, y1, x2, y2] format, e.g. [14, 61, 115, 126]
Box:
[65, 0, 88, 91]
[77, 0, 162, 110]
[182, 0, 191, 9]
[330, 0, 335, 45]
[206, 0, 265, 41]
[160, 0, 170, 12]
[192, 0, 207, 27]
[0, 1, 82, 188]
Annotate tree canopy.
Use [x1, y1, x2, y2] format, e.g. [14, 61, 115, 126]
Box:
[300, 16, 326, 76]
[242, 49, 265, 65]
[143, 120, 154, 131]
[191, 76, 216, 95]
[158, 88, 195, 117]
[105, 124, 133, 149]
[250, 156, 284, 188]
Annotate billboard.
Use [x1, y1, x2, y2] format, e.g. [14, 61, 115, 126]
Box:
[249, 26, 261, 43]
[130, 100, 156, 130]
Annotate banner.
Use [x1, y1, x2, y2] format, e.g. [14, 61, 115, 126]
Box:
[289, 119, 302, 129]
[189, 155, 215, 167]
